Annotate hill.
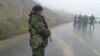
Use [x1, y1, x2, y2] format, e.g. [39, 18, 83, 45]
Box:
[0, 0, 74, 40]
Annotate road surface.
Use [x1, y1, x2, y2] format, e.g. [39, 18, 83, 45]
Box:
[0, 23, 100, 56]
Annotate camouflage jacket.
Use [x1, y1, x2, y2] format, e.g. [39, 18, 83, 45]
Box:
[29, 15, 51, 48]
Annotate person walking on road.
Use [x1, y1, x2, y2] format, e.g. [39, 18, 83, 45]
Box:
[29, 5, 51, 56]
[89, 15, 95, 29]
[83, 15, 89, 29]
[73, 15, 78, 28]
[78, 14, 83, 29]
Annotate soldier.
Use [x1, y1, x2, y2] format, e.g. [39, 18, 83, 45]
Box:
[29, 5, 51, 56]
[83, 15, 89, 29]
[89, 15, 95, 29]
[78, 14, 83, 29]
[73, 15, 78, 28]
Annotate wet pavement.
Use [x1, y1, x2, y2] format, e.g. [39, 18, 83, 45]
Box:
[0, 23, 100, 56]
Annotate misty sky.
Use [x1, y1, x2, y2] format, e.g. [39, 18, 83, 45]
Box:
[34, 0, 100, 17]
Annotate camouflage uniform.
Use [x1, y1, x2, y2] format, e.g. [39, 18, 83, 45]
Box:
[29, 15, 51, 56]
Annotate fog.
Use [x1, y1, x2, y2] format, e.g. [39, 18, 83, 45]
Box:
[34, 0, 100, 17]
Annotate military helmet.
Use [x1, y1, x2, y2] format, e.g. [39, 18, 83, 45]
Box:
[32, 5, 43, 11]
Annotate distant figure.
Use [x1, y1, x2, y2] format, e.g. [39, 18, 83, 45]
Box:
[78, 14, 83, 29]
[89, 15, 95, 29]
[73, 15, 78, 28]
[29, 5, 51, 56]
[83, 15, 89, 28]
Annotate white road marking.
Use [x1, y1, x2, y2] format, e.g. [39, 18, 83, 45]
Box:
[66, 31, 100, 56]
[52, 33, 73, 56]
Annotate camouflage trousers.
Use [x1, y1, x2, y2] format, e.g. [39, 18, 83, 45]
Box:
[29, 31, 49, 56]
[32, 47, 45, 56]
[31, 39, 48, 56]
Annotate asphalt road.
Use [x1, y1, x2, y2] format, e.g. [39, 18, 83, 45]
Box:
[0, 23, 100, 56]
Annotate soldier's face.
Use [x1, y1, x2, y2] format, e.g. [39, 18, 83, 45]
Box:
[37, 11, 42, 16]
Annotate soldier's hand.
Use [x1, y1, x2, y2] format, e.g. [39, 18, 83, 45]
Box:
[50, 37, 52, 42]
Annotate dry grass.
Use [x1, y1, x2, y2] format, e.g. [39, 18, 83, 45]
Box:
[0, 0, 30, 40]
